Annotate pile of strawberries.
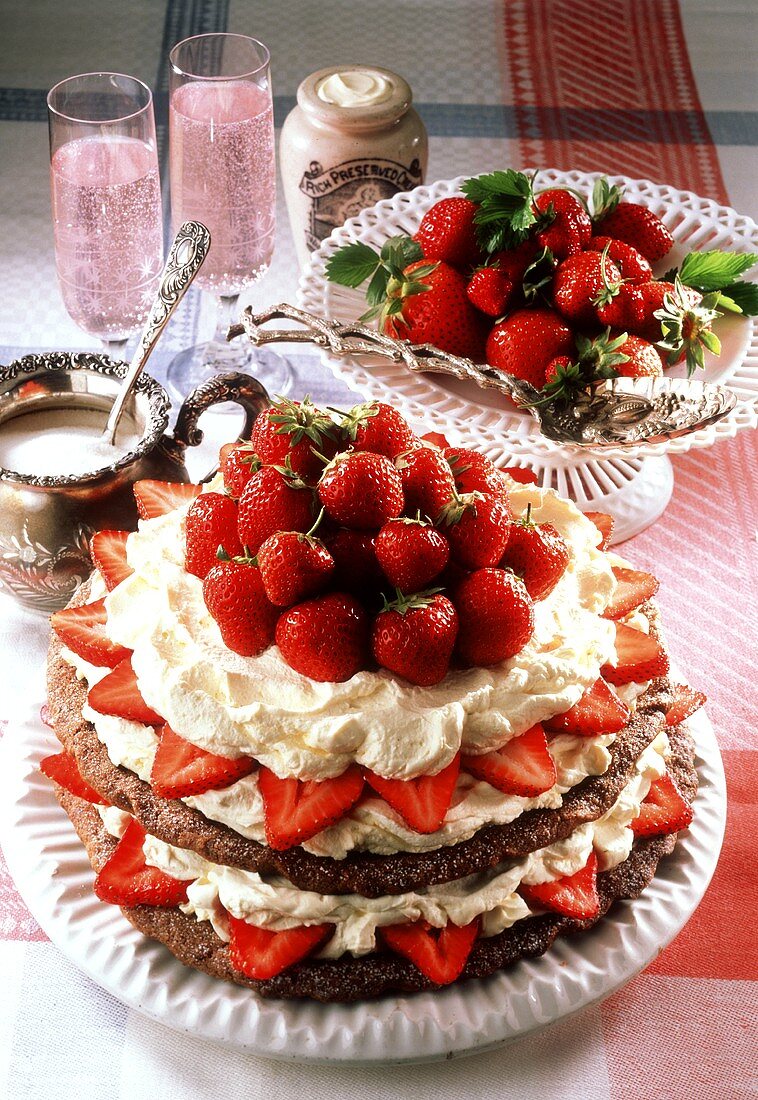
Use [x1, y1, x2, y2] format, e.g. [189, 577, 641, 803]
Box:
[176, 397, 583, 687]
[326, 170, 758, 395]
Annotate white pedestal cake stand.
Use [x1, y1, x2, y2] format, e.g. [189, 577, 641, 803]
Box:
[298, 170, 758, 542]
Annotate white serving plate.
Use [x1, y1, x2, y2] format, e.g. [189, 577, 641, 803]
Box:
[298, 169, 758, 463]
[0, 700, 725, 1064]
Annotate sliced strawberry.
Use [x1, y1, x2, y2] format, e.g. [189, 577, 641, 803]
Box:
[40, 751, 108, 805]
[258, 765, 365, 850]
[632, 773, 693, 837]
[521, 851, 600, 920]
[584, 510, 614, 549]
[380, 917, 479, 985]
[603, 566, 659, 620]
[462, 724, 556, 797]
[87, 657, 163, 725]
[133, 479, 201, 520]
[228, 915, 332, 979]
[420, 431, 450, 449]
[502, 466, 539, 485]
[94, 818, 190, 907]
[90, 530, 132, 591]
[544, 677, 630, 735]
[50, 598, 130, 669]
[665, 684, 706, 727]
[364, 754, 460, 834]
[602, 622, 670, 685]
[150, 724, 255, 800]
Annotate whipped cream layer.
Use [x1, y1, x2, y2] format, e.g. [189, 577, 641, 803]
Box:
[101, 482, 616, 781]
[62, 656, 616, 857]
[98, 732, 668, 959]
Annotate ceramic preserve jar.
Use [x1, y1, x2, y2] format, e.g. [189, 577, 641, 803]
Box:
[280, 65, 428, 267]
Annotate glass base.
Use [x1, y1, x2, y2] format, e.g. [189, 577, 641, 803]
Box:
[164, 341, 294, 408]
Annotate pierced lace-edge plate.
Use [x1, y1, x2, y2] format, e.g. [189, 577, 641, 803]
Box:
[0, 700, 725, 1064]
[298, 169, 758, 462]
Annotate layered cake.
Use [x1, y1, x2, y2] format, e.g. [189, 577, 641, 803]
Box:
[42, 399, 702, 1002]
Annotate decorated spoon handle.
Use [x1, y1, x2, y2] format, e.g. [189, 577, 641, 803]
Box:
[103, 221, 212, 445]
[228, 303, 539, 406]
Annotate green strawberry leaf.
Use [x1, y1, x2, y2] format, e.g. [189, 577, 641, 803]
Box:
[716, 280, 758, 316]
[380, 235, 423, 278]
[590, 177, 624, 221]
[325, 242, 381, 287]
[678, 250, 758, 292]
[463, 170, 537, 253]
[365, 265, 390, 308]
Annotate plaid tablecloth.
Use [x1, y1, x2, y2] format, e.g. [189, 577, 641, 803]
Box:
[0, 1, 755, 1096]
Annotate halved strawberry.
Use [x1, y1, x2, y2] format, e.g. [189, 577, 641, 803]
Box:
[133, 479, 201, 520]
[584, 511, 614, 549]
[520, 851, 600, 920]
[665, 684, 706, 727]
[364, 754, 460, 834]
[50, 598, 130, 668]
[90, 530, 132, 591]
[603, 566, 659, 620]
[632, 773, 693, 837]
[379, 917, 479, 985]
[40, 751, 108, 805]
[258, 765, 365, 850]
[87, 657, 163, 725]
[544, 677, 630, 735]
[150, 724, 256, 800]
[228, 915, 332, 980]
[602, 622, 670, 685]
[462, 724, 556, 797]
[502, 466, 539, 485]
[94, 818, 190, 906]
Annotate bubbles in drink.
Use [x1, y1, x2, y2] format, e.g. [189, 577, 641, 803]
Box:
[169, 80, 276, 296]
[50, 137, 164, 340]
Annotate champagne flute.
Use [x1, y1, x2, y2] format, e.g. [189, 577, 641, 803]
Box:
[166, 33, 291, 400]
[47, 73, 164, 363]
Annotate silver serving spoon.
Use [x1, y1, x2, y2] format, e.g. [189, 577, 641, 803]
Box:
[228, 303, 738, 449]
[102, 220, 211, 445]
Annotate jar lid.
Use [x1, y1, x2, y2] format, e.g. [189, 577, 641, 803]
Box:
[296, 65, 413, 131]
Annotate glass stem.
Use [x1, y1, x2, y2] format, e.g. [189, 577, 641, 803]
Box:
[212, 294, 241, 350]
[101, 338, 129, 364]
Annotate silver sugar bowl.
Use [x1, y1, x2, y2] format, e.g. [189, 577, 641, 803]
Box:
[0, 351, 269, 612]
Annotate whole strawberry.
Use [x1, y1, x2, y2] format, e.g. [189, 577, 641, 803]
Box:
[491, 239, 541, 286]
[372, 591, 458, 686]
[220, 441, 261, 499]
[486, 308, 574, 388]
[318, 451, 404, 529]
[588, 236, 652, 284]
[203, 560, 278, 657]
[499, 504, 570, 600]
[534, 188, 592, 259]
[439, 491, 511, 570]
[325, 529, 383, 599]
[595, 282, 644, 330]
[256, 525, 334, 607]
[443, 447, 510, 503]
[185, 492, 243, 579]
[336, 401, 416, 458]
[413, 196, 482, 267]
[250, 397, 338, 483]
[591, 178, 673, 263]
[466, 265, 514, 317]
[375, 517, 449, 592]
[454, 568, 534, 665]
[609, 334, 663, 377]
[276, 592, 369, 682]
[395, 446, 455, 520]
[237, 466, 315, 553]
[553, 251, 623, 326]
[325, 236, 486, 360]
[631, 279, 705, 346]
[386, 259, 487, 359]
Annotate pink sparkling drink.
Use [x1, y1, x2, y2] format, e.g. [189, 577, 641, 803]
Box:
[169, 80, 276, 296]
[50, 136, 163, 341]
